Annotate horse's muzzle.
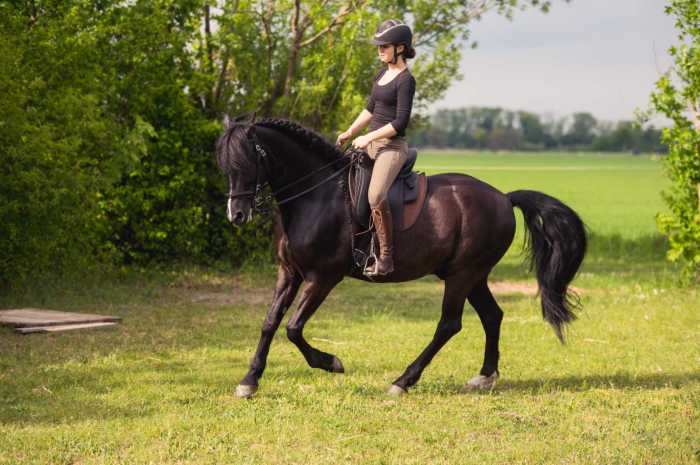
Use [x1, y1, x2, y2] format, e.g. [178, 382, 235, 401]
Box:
[227, 198, 251, 226]
[230, 210, 246, 225]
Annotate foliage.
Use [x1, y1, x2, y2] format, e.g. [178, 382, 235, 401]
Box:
[410, 107, 666, 153]
[650, 0, 700, 280]
[0, 0, 567, 289]
[0, 4, 131, 286]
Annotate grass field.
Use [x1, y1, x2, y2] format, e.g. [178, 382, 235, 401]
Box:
[1, 152, 698, 465]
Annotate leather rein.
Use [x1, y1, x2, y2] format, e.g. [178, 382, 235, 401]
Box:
[227, 136, 355, 217]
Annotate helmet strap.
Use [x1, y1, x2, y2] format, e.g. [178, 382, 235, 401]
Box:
[391, 45, 398, 64]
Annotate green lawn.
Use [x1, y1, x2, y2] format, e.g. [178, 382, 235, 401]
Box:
[1, 152, 697, 465]
[416, 150, 667, 237]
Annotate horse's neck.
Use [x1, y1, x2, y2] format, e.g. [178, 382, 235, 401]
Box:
[257, 127, 345, 235]
[257, 127, 332, 193]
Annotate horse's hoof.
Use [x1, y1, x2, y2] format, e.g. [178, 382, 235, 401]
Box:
[234, 384, 258, 398]
[387, 384, 407, 396]
[463, 372, 499, 391]
[330, 356, 345, 373]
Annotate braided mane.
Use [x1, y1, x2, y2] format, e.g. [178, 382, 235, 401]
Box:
[255, 118, 344, 162]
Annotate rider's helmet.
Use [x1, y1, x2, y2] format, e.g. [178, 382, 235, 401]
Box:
[371, 19, 416, 64]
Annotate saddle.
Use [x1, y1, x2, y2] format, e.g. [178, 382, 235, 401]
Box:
[348, 148, 428, 231]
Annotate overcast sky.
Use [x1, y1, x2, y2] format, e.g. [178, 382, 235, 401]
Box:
[427, 0, 677, 123]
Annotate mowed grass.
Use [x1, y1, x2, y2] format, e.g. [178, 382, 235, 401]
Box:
[416, 150, 667, 237]
[1, 152, 698, 465]
[415, 151, 674, 285]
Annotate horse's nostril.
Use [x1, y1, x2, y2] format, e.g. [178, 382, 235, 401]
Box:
[233, 210, 245, 225]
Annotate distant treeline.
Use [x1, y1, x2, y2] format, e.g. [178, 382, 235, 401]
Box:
[409, 107, 667, 153]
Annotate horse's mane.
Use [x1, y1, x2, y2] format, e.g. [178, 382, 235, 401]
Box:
[255, 118, 344, 162]
[216, 117, 343, 175]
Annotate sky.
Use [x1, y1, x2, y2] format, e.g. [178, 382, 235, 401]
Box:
[427, 0, 677, 123]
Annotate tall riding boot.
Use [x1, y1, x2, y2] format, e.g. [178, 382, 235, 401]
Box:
[365, 198, 394, 276]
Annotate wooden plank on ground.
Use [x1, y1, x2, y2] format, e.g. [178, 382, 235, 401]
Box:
[16, 322, 119, 334]
[0, 309, 121, 328]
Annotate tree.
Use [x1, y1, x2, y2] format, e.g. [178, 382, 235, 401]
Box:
[0, 0, 569, 288]
[650, 0, 700, 279]
[651, 0, 700, 277]
[562, 112, 597, 148]
[192, 0, 568, 134]
[518, 111, 546, 149]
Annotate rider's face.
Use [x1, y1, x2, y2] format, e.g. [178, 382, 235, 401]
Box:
[377, 43, 404, 63]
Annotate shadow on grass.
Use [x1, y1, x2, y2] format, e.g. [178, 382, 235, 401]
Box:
[416, 371, 700, 396]
[0, 353, 249, 427]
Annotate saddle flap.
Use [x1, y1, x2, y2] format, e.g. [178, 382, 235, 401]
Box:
[400, 173, 427, 230]
[349, 147, 426, 231]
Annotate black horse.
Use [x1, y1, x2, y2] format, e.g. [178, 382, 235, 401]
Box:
[216, 116, 587, 398]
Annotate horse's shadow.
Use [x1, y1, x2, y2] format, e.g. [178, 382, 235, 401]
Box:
[417, 371, 700, 396]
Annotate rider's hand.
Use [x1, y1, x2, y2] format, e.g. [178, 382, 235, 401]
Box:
[336, 130, 352, 147]
[352, 135, 372, 150]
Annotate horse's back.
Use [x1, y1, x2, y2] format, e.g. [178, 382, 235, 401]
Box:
[421, 172, 517, 272]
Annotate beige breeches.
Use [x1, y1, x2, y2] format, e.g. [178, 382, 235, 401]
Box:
[366, 137, 408, 207]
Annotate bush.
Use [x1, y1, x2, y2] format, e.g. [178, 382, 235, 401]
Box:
[650, 0, 700, 281]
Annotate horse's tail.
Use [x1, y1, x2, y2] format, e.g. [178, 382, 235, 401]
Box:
[507, 190, 587, 343]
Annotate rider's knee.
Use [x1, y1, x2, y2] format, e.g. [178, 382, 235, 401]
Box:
[368, 189, 386, 207]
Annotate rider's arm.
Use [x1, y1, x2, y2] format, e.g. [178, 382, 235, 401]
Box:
[389, 74, 416, 134]
[346, 109, 373, 137]
[364, 122, 397, 141]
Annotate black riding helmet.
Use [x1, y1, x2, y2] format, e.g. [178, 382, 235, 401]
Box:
[371, 19, 413, 65]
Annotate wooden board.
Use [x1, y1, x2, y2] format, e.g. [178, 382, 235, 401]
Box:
[0, 309, 121, 328]
[16, 322, 119, 334]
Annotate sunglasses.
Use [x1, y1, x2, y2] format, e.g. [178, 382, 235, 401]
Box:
[377, 44, 392, 50]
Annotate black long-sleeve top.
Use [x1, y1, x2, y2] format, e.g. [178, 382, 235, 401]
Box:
[365, 67, 416, 138]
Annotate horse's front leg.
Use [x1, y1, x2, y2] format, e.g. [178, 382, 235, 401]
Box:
[235, 266, 302, 398]
[286, 277, 345, 373]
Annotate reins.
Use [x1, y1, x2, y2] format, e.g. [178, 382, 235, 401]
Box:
[227, 136, 357, 214]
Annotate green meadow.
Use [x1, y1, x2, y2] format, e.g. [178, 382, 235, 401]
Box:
[1, 152, 697, 465]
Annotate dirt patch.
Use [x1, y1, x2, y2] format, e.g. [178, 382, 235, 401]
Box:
[489, 281, 539, 296]
[189, 288, 270, 307]
[164, 274, 271, 308]
[164, 275, 581, 308]
[489, 281, 583, 296]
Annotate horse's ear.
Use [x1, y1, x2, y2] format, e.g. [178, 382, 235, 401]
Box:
[245, 124, 256, 138]
[232, 111, 256, 124]
[222, 113, 232, 128]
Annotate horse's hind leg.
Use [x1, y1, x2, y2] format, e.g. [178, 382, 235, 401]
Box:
[389, 273, 477, 395]
[235, 266, 302, 398]
[464, 278, 503, 390]
[286, 277, 345, 373]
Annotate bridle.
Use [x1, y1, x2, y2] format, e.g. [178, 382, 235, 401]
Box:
[227, 135, 354, 220]
[226, 137, 269, 221]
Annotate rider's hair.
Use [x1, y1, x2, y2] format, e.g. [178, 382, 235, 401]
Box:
[402, 46, 416, 60]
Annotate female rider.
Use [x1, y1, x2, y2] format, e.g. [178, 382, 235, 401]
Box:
[336, 19, 417, 276]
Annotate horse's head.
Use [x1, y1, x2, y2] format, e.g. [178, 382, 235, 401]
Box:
[215, 114, 266, 226]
